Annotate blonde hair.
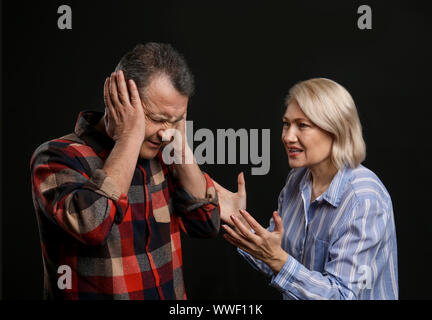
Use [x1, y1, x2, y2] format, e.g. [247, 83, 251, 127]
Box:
[286, 78, 366, 169]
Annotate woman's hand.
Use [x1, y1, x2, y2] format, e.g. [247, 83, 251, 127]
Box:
[212, 173, 247, 226]
[222, 209, 289, 274]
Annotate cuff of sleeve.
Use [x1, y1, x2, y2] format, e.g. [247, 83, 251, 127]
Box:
[87, 169, 129, 223]
[269, 254, 300, 292]
[175, 173, 219, 212]
[113, 192, 129, 224]
[88, 169, 123, 200]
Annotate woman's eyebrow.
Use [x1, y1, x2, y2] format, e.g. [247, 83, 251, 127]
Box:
[282, 116, 309, 122]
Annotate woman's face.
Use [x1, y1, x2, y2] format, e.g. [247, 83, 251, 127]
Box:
[281, 100, 334, 170]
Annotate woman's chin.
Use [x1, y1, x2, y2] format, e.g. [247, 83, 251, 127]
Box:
[288, 159, 304, 168]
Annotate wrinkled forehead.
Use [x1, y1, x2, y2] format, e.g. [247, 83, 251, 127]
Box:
[142, 75, 188, 120]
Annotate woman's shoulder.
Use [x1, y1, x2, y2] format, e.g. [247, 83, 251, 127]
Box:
[346, 165, 392, 204]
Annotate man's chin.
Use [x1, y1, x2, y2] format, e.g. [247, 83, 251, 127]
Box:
[139, 147, 160, 160]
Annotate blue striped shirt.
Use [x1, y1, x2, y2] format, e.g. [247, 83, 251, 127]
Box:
[239, 165, 398, 299]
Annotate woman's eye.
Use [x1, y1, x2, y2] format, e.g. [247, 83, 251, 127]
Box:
[282, 121, 289, 127]
[299, 123, 309, 128]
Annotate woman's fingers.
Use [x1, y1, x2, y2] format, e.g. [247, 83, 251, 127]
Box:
[222, 224, 251, 249]
[238, 209, 267, 236]
[223, 233, 249, 252]
[273, 211, 284, 234]
[230, 215, 260, 243]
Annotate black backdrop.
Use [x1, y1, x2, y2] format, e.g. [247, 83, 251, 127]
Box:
[1, 0, 432, 300]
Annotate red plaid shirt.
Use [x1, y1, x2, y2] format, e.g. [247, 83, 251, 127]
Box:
[30, 111, 220, 299]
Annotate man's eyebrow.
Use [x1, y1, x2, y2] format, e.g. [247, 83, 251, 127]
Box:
[152, 114, 184, 123]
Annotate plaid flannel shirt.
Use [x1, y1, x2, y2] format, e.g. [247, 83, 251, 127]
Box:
[30, 111, 220, 300]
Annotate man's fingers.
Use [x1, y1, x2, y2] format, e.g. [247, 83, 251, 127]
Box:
[109, 72, 121, 108]
[211, 179, 226, 193]
[128, 79, 142, 108]
[116, 70, 131, 105]
[238, 209, 266, 236]
[103, 77, 112, 108]
[237, 172, 246, 196]
[104, 77, 117, 122]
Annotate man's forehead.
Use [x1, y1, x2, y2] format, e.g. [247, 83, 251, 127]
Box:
[144, 102, 186, 121]
[140, 75, 188, 120]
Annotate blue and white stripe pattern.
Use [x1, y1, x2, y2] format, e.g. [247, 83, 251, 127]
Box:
[239, 165, 398, 299]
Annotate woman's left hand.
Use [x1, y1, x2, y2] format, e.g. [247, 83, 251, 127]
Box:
[222, 209, 289, 274]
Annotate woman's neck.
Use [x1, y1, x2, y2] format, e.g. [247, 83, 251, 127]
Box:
[309, 160, 338, 196]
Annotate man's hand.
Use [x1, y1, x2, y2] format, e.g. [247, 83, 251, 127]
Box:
[161, 110, 193, 164]
[102, 70, 146, 195]
[104, 70, 146, 142]
[212, 173, 247, 226]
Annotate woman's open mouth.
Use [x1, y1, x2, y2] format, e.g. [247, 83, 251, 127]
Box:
[287, 147, 303, 157]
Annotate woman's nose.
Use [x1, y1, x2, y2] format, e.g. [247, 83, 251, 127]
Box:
[282, 128, 298, 144]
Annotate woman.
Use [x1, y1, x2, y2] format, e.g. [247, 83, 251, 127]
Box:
[214, 78, 398, 300]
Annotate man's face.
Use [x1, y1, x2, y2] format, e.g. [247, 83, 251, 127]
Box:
[139, 75, 188, 159]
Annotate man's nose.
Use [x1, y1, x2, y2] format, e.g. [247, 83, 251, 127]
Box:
[158, 125, 177, 142]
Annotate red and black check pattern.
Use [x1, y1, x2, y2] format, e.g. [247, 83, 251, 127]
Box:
[30, 111, 220, 300]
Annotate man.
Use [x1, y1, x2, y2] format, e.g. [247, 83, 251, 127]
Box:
[30, 43, 220, 299]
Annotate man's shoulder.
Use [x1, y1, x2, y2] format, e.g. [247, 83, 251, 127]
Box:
[31, 133, 97, 166]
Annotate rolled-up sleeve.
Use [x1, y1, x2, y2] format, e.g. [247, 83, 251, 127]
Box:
[173, 173, 220, 238]
[31, 143, 129, 245]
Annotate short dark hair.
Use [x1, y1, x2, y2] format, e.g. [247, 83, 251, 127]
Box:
[115, 42, 194, 98]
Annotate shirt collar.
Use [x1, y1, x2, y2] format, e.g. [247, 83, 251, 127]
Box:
[74, 110, 114, 159]
[299, 165, 351, 208]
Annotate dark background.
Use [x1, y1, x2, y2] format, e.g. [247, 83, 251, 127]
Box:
[1, 0, 431, 299]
